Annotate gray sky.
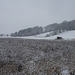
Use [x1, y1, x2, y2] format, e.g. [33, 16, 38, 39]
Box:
[0, 0, 75, 34]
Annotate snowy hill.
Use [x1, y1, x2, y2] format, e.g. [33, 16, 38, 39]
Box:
[35, 31, 52, 37]
[1, 30, 75, 40]
[13, 30, 75, 40]
[49, 30, 75, 40]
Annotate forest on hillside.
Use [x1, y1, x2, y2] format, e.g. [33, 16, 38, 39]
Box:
[11, 20, 75, 37]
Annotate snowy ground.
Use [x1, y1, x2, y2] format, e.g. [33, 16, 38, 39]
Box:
[49, 30, 75, 40]
[13, 30, 75, 40]
[0, 30, 75, 40]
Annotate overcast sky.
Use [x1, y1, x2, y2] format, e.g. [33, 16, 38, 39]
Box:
[0, 0, 75, 34]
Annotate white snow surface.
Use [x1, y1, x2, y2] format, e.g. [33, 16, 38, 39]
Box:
[17, 30, 75, 40]
[1, 30, 75, 40]
[49, 30, 75, 40]
[35, 31, 52, 37]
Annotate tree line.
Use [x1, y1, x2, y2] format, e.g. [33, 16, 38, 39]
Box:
[11, 20, 75, 36]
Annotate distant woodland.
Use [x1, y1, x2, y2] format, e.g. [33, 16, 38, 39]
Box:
[11, 20, 75, 36]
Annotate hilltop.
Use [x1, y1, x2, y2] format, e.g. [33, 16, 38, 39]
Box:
[11, 20, 75, 37]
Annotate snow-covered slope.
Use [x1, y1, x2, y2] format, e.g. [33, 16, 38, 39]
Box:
[49, 30, 75, 40]
[1, 30, 75, 40]
[24, 30, 75, 40]
[35, 31, 52, 37]
[14, 30, 75, 40]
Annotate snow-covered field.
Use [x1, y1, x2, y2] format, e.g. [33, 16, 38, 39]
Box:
[49, 30, 75, 40]
[35, 31, 52, 37]
[0, 30, 75, 40]
[15, 30, 75, 40]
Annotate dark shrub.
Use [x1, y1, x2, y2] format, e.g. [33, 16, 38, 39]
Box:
[57, 37, 63, 40]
